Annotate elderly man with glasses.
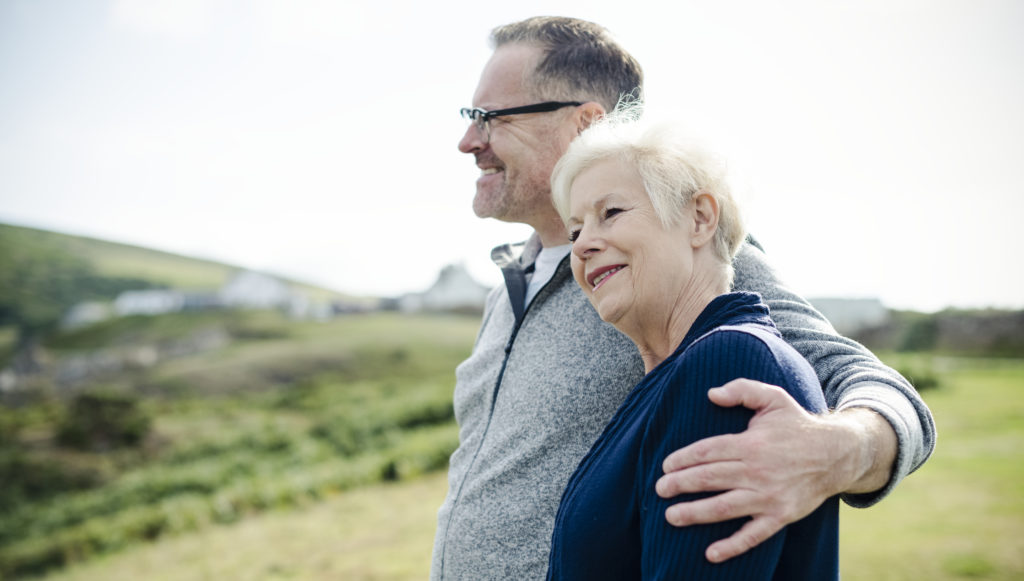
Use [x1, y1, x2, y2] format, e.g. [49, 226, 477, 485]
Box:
[431, 16, 935, 581]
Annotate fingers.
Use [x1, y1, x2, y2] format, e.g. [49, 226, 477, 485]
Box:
[704, 515, 784, 563]
[661, 432, 741, 474]
[708, 378, 791, 411]
[656, 460, 746, 498]
[663, 492, 786, 563]
[664, 489, 760, 527]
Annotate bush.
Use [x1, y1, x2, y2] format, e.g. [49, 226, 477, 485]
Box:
[0, 450, 111, 512]
[56, 389, 151, 451]
[897, 366, 942, 391]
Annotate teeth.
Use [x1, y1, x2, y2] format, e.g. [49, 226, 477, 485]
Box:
[481, 168, 500, 175]
[592, 266, 623, 289]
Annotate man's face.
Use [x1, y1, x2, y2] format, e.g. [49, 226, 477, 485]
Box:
[458, 44, 579, 228]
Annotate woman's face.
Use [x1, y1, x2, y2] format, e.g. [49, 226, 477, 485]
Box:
[567, 157, 697, 329]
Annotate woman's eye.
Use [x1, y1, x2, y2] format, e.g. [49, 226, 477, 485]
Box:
[604, 207, 623, 219]
[568, 229, 581, 243]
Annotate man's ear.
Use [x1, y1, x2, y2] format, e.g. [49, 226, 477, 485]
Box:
[577, 102, 606, 134]
[690, 192, 720, 249]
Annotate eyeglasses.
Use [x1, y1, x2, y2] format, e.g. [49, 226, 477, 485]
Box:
[460, 101, 583, 143]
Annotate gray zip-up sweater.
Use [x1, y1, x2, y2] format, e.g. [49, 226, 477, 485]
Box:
[431, 236, 935, 581]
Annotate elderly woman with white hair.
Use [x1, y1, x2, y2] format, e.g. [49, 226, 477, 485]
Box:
[545, 113, 839, 580]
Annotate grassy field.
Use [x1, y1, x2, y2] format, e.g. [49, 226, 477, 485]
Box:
[0, 312, 480, 579]
[839, 355, 1024, 580]
[27, 354, 1024, 580]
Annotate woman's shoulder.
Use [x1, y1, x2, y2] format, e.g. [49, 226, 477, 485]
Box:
[677, 322, 787, 365]
[668, 323, 825, 412]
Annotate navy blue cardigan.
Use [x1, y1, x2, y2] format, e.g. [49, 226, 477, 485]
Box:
[547, 292, 839, 580]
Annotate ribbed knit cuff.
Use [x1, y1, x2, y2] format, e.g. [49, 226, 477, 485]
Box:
[835, 382, 924, 508]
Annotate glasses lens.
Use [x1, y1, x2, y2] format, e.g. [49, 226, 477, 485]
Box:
[461, 108, 489, 142]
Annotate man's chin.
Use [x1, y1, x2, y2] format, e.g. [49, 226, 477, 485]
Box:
[472, 192, 505, 220]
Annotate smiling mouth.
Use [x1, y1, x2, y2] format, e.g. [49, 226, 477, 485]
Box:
[589, 266, 625, 291]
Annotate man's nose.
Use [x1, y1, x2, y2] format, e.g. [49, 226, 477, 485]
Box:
[458, 123, 486, 153]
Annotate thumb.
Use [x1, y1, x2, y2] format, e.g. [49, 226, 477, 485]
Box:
[708, 378, 789, 412]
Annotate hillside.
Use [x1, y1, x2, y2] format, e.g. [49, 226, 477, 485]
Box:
[0, 222, 362, 349]
[0, 222, 358, 296]
[0, 311, 480, 578]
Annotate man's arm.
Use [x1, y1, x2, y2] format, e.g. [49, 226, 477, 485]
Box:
[655, 241, 935, 563]
[657, 379, 897, 563]
[731, 241, 935, 498]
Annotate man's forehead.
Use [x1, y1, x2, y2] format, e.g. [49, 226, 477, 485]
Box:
[472, 43, 541, 108]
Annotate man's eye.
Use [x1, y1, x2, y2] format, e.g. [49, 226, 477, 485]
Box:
[568, 229, 581, 243]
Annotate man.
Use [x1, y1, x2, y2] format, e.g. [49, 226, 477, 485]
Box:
[432, 16, 935, 580]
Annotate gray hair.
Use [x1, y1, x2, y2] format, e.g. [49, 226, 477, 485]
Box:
[490, 16, 643, 112]
[551, 103, 746, 282]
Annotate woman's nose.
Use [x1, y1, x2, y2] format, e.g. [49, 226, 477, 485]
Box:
[572, 226, 603, 260]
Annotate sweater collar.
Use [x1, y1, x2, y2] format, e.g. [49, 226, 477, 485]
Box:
[491, 233, 543, 272]
[672, 292, 777, 358]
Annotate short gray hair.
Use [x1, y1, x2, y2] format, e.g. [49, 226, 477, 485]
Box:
[490, 16, 643, 112]
[551, 104, 746, 281]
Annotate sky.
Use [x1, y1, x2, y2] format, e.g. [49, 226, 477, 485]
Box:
[1, 0, 1022, 313]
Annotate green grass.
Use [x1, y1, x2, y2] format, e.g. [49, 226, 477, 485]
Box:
[12, 334, 1019, 577]
[24, 354, 1023, 580]
[0, 312, 481, 579]
[839, 355, 1024, 580]
[0, 221, 357, 299]
[36, 472, 450, 581]
[68, 237, 236, 291]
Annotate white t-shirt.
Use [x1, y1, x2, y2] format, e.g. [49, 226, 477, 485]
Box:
[525, 244, 572, 309]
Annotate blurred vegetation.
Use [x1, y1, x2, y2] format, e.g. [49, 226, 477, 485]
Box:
[55, 389, 152, 451]
[0, 310, 479, 579]
[0, 223, 357, 360]
[853, 308, 1024, 358]
[838, 353, 1024, 580]
[25, 354, 1024, 581]
[0, 225, 159, 347]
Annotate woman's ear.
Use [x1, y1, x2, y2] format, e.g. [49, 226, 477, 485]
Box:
[577, 102, 605, 134]
[690, 192, 720, 249]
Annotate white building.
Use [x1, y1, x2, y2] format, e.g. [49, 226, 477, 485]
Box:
[399, 264, 491, 313]
[220, 270, 294, 309]
[809, 297, 890, 335]
[114, 290, 186, 316]
[61, 301, 114, 329]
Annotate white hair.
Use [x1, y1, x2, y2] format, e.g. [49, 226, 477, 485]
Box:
[551, 102, 746, 280]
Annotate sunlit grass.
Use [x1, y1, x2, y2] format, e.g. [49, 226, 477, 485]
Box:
[38, 472, 449, 581]
[30, 354, 1024, 580]
[839, 356, 1024, 580]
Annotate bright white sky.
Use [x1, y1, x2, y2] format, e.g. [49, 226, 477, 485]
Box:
[1, 0, 1022, 312]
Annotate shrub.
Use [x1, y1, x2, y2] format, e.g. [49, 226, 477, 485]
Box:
[0, 450, 111, 512]
[56, 389, 151, 451]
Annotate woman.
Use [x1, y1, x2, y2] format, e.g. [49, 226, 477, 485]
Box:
[546, 112, 839, 580]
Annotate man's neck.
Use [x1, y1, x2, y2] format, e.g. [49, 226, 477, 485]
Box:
[533, 214, 570, 249]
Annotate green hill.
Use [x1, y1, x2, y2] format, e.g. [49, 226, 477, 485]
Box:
[0, 222, 471, 578]
[0, 222, 359, 346]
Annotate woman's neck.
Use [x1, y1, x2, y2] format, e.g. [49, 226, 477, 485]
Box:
[624, 272, 726, 374]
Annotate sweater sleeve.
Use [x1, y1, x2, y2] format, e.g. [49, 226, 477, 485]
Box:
[637, 331, 812, 580]
[731, 241, 936, 506]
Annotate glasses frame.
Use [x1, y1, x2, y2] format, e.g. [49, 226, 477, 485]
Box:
[460, 101, 583, 143]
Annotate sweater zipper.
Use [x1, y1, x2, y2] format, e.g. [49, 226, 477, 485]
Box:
[438, 260, 565, 578]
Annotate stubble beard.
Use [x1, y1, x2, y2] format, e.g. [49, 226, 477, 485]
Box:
[474, 175, 554, 227]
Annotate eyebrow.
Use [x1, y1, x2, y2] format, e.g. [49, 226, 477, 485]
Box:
[566, 192, 616, 230]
